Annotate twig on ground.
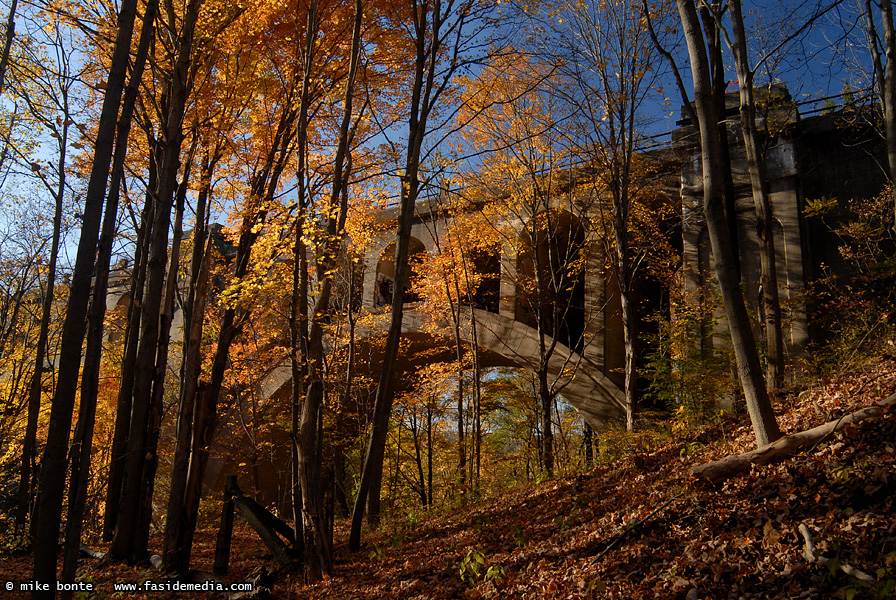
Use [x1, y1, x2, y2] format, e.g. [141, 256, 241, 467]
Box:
[589, 492, 684, 565]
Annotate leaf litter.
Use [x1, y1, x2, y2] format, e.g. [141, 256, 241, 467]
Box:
[2, 358, 894, 599]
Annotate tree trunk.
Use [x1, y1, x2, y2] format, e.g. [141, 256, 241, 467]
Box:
[62, 5, 156, 582]
[452, 299, 466, 491]
[348, 0, 480, 550]
[167, 90, 300, 572]
[729, 0, 785, 389]
[617, 217, 637, 432]
[427, 403, 434, 506]
[104, 176, 152, 542]
[16, 103, 66, 528]
[288, 0, 316, 549]
[885, 0, 896, 232]
[31, 0, 142, 587]
[135, 153, 191, 555]
[410, 412, 427, 506]
[700, 1, 741, 282]
[863, 0, 896, 235]
[349, 0, 433, 552]
[162, 148, 216, 573]
[584, 423, 593, 467]
[538, 368, 554, 478]
[470, 318, 482, 488]
[297, 0, 362, 580]
[675, 0, 782, 448]
[0, 0, 17, 94]
[109, 0, 201, 562]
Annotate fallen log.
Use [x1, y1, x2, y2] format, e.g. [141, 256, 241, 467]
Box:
[692, 393, 896, 485]
[79, 544, 105, 560]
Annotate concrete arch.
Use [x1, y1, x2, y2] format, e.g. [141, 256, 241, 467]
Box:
[259, 306, 626, 430]
[396, 307, 626, 428]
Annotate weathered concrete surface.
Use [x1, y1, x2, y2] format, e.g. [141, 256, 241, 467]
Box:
[399, 307, 627, 428]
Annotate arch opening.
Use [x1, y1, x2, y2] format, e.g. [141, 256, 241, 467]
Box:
[463, 245, 500, 313]
[515, 209, 586, 353]
[375, 237, 426, 306]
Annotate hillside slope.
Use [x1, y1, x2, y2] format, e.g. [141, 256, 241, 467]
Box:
[2, 360, 894, 599]
[303, 359, 896, 600]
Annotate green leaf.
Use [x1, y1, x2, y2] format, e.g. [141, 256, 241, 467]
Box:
[827, 557, 842, 576]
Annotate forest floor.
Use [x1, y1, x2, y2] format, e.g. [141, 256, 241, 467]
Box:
[2, 357, 896, 599]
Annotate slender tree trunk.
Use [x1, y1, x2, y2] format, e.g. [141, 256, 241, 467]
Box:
[172, 95, 300, 572]
[349, 150, 420, 548]
[452, 306, 466, 491]
[298, 0, 362, 580]
[349, 0, 473, 550]
[470, 322, 482, 488]
[16, 108, 66, 529]
[615, 204, 637, 432]
[538, 368, 554, 478]
[729, 0, 785, 389]
[135, 155, 191, 555]
[288, 0, 317, 578]
[409, 411, 427, 506]
[864, 0, 896, 234]
[676, 0, 781, 447]
[531, 208, 559, 479]
[109, 0, 200, 561]
[162, 148, 216, 572]
[162, 239, 211, 569]
[31, 0, 142, 587]
[427, 403, 433, 506]
[103, 185, 152, 542]
[621, 288, 637, 432]
[885, 0, 896, 231]
[62, 23, 155, 590]
[0, 0, 17, 94]
[288, 0, 318, 565]
[699, 2, 741, 282]
[63, 5, 156, 580]
[583, 423, 593, 467]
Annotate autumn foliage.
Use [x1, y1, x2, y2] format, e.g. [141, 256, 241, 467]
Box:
[0, 0, 895, 598]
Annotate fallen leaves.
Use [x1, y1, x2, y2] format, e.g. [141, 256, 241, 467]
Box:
[3, 359, 894, 600]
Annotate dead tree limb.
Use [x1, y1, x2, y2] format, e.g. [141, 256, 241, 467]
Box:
[692, 393, 896, 485]
[799, 523, 874, 583]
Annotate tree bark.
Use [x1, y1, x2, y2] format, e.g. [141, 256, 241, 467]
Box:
[349, 0, 465, 551]
[31, 0, 142, 588]
[103, 180, 152, 542]
[109, 0, 201, 562]
[0, 0, 17, 94]
[16, 93, 66, 528]
[62, 4, 156, 583]
[700, 1, 741, 282]
[165, 88, 301, 573]
[538, 368, 555, 477]
[288, 0, 316, 548]
[135, 148, 192, 555]
[584, 422, 593, 467]
[729, 0, 785, 389]
[675, 0, 782, 447]
[296, 0, 362, 580]
[863, 0, 896, 232]
[162, 147, 217, 572]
